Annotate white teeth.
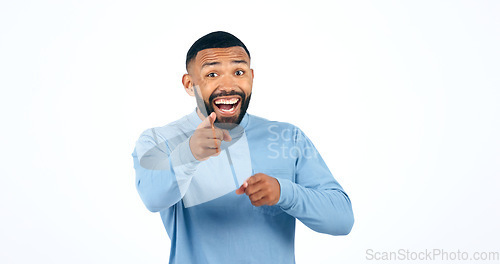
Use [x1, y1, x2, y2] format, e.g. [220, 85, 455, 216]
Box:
[214, 98, 239, 105]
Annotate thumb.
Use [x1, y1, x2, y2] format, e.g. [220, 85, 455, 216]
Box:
[235, 181, 248, 195]
[198, 112, 216, 129]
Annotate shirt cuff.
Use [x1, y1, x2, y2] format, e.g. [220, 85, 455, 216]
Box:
[170, 136, 200, 173]
[276, 178, 295, 210]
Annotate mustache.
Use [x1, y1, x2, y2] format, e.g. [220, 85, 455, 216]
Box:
[208, 90, 246, 103]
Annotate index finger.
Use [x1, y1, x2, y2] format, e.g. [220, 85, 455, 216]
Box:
[198, 112, 216, 129]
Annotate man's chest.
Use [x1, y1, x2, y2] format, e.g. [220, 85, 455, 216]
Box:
[180, 129, 296, 208]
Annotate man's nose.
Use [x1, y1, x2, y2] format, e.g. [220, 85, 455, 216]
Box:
[217, 74, 237, 90]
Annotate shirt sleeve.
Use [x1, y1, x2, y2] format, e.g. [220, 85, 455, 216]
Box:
[275, 127, 354, 235]
[132, 128, 200, 212]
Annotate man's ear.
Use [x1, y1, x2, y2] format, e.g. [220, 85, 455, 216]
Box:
[182, 74, 195, 96]
[251, 69, 254, 80]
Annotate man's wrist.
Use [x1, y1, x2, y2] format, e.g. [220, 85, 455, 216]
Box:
[171, 137, 201, 171]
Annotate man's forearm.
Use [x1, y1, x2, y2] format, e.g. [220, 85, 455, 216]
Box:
[133, 137, 200, 212]
[276, 178, 354, 235]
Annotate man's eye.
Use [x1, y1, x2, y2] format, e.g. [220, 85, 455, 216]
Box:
[207, 72, 218, 78]
[235, 70, 244, 76]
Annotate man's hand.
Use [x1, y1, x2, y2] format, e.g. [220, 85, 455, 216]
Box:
[190, 112, 232, 161]
[235, 173, 281, 206]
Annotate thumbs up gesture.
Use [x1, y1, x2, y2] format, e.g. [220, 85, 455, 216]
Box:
[189, 112, 232, 161]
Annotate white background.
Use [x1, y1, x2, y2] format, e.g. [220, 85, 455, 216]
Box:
[1, 0, 499, 263]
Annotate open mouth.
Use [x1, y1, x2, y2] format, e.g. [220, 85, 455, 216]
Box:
[213, 96, 241, 116]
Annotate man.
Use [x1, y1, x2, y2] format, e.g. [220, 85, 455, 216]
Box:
[132, 31, 354, 263]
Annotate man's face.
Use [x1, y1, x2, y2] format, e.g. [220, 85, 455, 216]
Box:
[185, 46, 253, 128]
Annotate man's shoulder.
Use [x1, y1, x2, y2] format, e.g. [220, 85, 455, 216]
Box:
[159, 113, 195, 133]
[137, 113, 195, 143]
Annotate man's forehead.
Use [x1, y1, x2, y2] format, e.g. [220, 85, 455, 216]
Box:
[195, 47, 250, 65]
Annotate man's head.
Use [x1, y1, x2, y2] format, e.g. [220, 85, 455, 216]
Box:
[182, 31, 253, 129]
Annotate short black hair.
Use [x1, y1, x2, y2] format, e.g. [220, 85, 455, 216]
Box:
[186, 31, 251, 70]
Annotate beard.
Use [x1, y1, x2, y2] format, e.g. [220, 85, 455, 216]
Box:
[194, 87, 251, 130]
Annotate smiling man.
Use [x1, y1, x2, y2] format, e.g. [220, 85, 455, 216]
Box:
[132, 31, 354, 263]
